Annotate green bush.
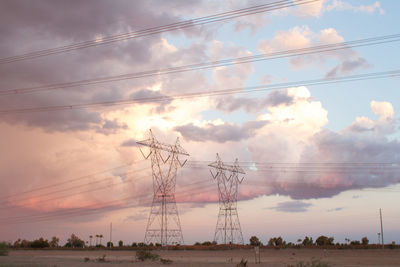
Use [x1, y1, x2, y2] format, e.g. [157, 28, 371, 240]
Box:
[0, 242, 9, 256]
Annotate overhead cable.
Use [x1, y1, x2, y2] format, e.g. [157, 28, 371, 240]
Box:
[0, 0, 318, 65]
[1, 69, 399, 115]
[1, 33, 399, 96]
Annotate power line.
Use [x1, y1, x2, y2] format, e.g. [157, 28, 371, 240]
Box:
[0, 164, 398, 224]
[188, 160, 400, 166]
[3, 161, 399, 209]
[0, 181, 216, 225]
[245, 181, 400, 190]
[3, 160, 398, 211]
[0, 167, 151, 210]
[1, 33, 399, 96]
[0, 0, 319, 65]
[2, 177, 400, 225]
[0, 181, 211, 224]
[0, 160, 144, 202]
[4, 158, 395, 209]
[1, 164, 399, 224]
[1, 69, 398, 115]
[188, 162, 400, 173]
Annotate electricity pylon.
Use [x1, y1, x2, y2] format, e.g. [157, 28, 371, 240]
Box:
[209, 153, 245, 245]
[137, 129, 189, 246]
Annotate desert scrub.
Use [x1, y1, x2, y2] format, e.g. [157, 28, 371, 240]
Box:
[0, 242, 9, 256]
[160, 258, 173, 264]
[136, 248, 160, 261]
[288, 258, 330, 267]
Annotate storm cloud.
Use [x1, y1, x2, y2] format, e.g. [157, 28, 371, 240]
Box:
[174, 120, 268, 143]
[216, 89, 296, 113]
[271, 201, 312, 213]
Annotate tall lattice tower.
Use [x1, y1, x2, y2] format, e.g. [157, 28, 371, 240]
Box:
[209, 153, 245, 245]
[137, 129, 189, 246]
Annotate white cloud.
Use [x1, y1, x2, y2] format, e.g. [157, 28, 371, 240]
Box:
[347, 101, 395, 135]
[211, 41, 254, 89]
[293, 0, 326, 17]
[258, 26, 370, 77]
[371, 101, 394, 119]
[293, 0, 385, 18]
[326, 0, 385, 15]
[258, 26, 312, 54]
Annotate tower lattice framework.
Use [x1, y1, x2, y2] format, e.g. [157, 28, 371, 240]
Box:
[137, 130, 189, 246]
[209, 153, 245, 245]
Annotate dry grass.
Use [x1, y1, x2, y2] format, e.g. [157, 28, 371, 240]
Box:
[0, 248, 399, 266]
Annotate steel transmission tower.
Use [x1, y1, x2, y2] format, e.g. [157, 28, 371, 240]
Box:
[209, 153, 245, 245]
[137, 130, 189, 246]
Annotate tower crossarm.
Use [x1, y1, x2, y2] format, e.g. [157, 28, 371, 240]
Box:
[208, 162, 245, 174]
[137, 139, 189, 156]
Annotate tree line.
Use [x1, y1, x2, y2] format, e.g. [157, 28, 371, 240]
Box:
[5, 234, 396, 250]
[12, 234, 84, 248]
[249, 235, 373, 247]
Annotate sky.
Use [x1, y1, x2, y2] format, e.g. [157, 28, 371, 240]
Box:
[0, 0, 400, 246]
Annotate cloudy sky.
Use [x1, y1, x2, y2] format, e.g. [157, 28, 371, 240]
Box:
[1, 0, 400, 246]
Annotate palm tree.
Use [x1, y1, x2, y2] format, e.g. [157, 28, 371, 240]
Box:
[89, 235, 93, 247]
[95, 235, 99, 246]
[99, 234, 103, 246]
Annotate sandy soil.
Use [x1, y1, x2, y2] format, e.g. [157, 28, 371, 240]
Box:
[0, 248, 399, 267]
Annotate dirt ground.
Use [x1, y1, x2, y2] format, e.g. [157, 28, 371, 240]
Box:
[0, 248, 400, 267]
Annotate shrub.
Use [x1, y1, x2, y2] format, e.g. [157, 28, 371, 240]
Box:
[361, 237, 369, 245]
[302, 236, 314, 246]
[49, 236, 59, 248]
[268, 237, 284, 247]
[65, 234, 85, 248]
[249, 236, 262, 246]
[160, 258, 173, 264]
[0, 242, 9, 256]
[20, 240, 31, 248]
[31, 238, 50, 248]
[97, 255, 107, 262]
[237, 258, 248, 267]
[136, 249, 159, 261]
[315, 236, 334, 246]
[292, 258, 330, 267]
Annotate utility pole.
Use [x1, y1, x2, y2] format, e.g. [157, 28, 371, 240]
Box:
[109, 222, 112, 247]
[380, 208, 384, 249]
[137, 129, 189, 246]
[209, 154, 245, 246]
